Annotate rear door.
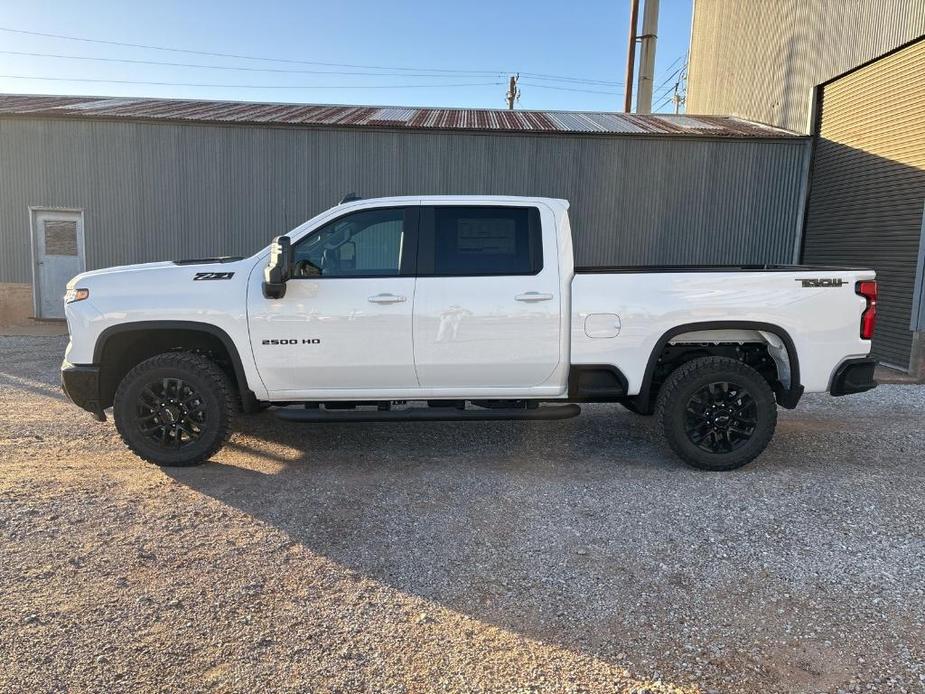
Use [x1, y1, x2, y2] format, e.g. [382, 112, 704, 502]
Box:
[412, 204, 561, 389]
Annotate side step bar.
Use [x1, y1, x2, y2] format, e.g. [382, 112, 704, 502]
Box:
[275, 404, 581, 423]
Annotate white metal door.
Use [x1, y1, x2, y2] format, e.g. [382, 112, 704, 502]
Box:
[31, 209, 85, 319]
[247, 276, 418, 395]
[412, 204, 561, 389]
[247, 205, 419, 397]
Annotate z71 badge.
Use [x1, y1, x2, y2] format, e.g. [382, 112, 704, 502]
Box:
[194, 272, 235, 281]
[796, 278, 846, 288]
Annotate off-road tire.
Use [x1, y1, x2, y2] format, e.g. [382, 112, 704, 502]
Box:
[655, 356, 777, 471]
[113, 352, 234, 467]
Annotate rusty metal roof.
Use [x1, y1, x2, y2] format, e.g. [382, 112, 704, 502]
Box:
[0, 94, 801, 138]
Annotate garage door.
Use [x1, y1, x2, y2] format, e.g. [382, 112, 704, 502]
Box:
[802, 38, 925, 370]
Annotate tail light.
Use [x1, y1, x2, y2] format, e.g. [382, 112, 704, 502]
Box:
[856, 280, 877, 340]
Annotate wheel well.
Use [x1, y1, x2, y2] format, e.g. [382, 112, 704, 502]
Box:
[649, 341, 779, 402]
[629, 325, 802, 414]
[96, 328, 241, 409]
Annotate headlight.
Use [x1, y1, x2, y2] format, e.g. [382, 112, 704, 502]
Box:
[64, 288, 90, 303]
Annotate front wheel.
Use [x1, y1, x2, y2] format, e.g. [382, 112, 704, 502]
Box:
[655, 356, 777, 471]
[113, 352, 235, 467]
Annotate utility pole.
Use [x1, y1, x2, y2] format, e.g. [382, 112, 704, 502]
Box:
[635, 0, 659, 113]
[623, 0, 640, 112]
[672, 69, 687, 114]
[505, 74, 520, 110]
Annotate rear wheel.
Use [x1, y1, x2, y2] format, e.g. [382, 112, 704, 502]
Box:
[113, 352, 234, 467]
[655, 356, 777, 471]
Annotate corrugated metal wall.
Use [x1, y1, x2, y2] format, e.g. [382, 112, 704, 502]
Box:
[687, 0, 925, 133]
[803, 39, 925, 370]
[0, 117, 809, 283]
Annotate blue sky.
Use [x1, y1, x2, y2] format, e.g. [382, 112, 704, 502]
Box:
[0, 0, 692, 112]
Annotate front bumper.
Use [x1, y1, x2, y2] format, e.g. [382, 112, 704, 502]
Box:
[61, 361, 106, 421]
[830, 358, 878, 396]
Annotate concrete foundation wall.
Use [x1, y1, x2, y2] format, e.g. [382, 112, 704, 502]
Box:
[0, 282, 34, 326]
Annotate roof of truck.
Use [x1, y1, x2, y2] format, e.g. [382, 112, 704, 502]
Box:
[331, 195, 570, 213]
[0, 93, 803, 139]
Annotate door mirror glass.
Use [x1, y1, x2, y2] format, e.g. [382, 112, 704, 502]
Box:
[262, 235, 292, 299]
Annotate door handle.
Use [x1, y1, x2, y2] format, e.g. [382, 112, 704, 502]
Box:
[515, 292, 554, 302]
[368, 293, 407, 304]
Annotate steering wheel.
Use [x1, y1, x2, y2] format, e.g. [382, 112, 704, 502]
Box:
[293, 259, 321, 278]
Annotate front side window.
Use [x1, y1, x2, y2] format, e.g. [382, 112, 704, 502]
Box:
[421, 206, 542, 276]
[292, 208, 407, 278]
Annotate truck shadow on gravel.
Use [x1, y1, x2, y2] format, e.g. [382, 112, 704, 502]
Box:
[159, 404, 894, 686]
[164, 407, 705, 657]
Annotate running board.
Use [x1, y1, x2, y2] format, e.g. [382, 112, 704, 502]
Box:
[274, 404, 581, 423]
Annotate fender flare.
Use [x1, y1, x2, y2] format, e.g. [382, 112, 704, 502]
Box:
[93, 320, 259, 411]
[635, 320, 804, 410]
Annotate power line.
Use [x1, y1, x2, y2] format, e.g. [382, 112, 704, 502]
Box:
[652, 55, 688, 114]
[0, 49, 505, 79]
[654, 53, 685, 84]
[519, 73, 622, 87]
[654, 93, 674, 110]
[0, 48, 623, 87]
[654, 62, 686, 95]
[650, 54, 688, 108]
[0, 74, 505, 90]
[0, 26, 623, 87]
[654, 69, 686, 112]
[519, 81, 623, 95]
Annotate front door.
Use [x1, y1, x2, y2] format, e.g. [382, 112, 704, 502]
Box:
[248, 206, 420, 397]
[31, 208, 85, 319]
[412, 204, 562, 389]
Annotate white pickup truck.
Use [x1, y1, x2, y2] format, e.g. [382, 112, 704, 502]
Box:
[62, 196, 879, 471]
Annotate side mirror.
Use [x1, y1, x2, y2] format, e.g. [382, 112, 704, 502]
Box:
[262, 236, 292, 299]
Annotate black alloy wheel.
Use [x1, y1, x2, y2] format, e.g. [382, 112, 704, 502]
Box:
[113, 352, 234, 466]
[135, 376, 207, 449]
[684, 381, 757, 453]
[656, 356, 777, 471]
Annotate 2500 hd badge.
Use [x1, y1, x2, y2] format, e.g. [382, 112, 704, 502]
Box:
[262, 338, 321, 345]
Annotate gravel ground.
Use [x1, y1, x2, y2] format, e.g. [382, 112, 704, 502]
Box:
[1, 335, 924, 694]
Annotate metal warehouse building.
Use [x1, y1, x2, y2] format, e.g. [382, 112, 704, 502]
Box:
[0, 94, 808, 325]
[688, 0, 925, 377]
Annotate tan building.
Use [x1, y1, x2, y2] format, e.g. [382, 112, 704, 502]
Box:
[688, 0, 925, 377]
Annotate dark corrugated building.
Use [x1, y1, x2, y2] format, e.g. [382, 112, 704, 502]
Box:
[688, 0, 925, 377]
[0, 94, 808, 323]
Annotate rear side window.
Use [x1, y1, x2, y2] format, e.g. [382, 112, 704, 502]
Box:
[419, 206, 542, 276]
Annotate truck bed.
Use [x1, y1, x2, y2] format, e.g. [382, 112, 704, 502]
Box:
[570, 266, 875, 395]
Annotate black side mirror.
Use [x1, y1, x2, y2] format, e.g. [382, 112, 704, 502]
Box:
[262, 236, 292, 299]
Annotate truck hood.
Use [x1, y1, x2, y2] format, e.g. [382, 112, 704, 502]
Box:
[66, 257, 250, 288]
[67, 261, 176, 287]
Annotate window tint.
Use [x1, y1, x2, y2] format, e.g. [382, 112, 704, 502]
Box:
[292, 208, 406, 277]
[424, 206, 542, 276]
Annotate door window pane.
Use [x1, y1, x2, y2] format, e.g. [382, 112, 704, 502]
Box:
[293, 208, 406, 277]
[430, 207, 541, 276]
[44, 220, 78, 256]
